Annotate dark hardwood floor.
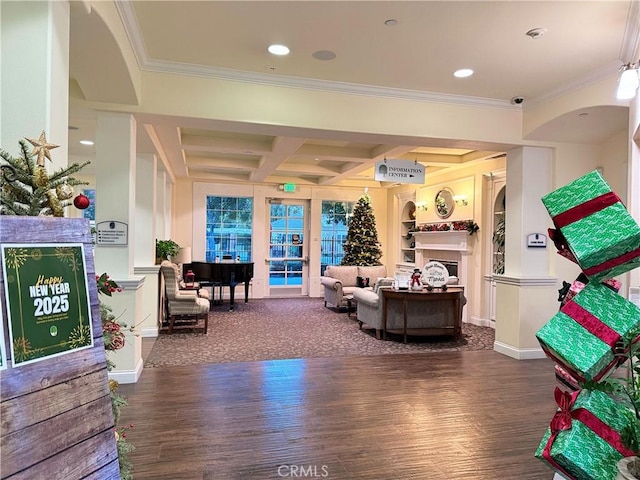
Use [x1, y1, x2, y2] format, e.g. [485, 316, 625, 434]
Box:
[118, 348, 559, 479]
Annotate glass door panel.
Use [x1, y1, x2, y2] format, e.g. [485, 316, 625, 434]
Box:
[268, 201, 308, 295]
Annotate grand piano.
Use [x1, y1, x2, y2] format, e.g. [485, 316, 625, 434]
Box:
[183, 261, 254, 311]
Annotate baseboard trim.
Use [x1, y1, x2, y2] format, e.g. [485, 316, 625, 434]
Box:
[141, 326, 159, 338]
[468, 316, 495, 328]
[493, 341, 546, 360]
[108, 357, 144, 384]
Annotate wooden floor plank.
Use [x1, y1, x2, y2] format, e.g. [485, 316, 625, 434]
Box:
[119, 350, 559, 479]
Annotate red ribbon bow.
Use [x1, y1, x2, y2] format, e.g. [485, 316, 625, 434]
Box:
[550, 387, 576, 433]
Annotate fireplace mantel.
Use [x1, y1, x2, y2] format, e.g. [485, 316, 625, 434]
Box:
[412, 231, 472, 253]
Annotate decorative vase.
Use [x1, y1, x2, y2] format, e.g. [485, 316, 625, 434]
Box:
[617, 457, 640, 480]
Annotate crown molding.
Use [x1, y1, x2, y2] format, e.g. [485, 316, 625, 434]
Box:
[115, 1, 625, 112]
[115, 1, 513, 110]
[141, 58, 515, 109]
[525, 61, 621, 107]
[620, 0, 640, 63]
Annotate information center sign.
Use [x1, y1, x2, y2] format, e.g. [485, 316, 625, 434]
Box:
[1, 244, 94, 367]
[374, 159, 425, 184]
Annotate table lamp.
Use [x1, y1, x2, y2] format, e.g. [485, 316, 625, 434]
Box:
[173, 246, 192, 280]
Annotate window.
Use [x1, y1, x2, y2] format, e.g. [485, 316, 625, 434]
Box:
[320, 200, 355, 275]
[82, 189, 96, 222]
[205, 196, 253, 262]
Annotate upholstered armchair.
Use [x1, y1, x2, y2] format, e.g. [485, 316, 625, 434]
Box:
[320, 265, 388, 309]
[160, 261, 210, 334]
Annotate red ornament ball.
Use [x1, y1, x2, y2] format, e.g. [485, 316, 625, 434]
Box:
[73, 193, 90, 210]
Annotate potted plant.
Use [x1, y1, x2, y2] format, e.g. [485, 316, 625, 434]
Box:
[155, 239, 180, 263]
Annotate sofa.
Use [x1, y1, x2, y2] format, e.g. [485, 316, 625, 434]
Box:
[320, 265, 388, 309]
[353, 285, 466, 340]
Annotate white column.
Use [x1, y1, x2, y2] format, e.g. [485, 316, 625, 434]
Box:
[156, 170, 167, 239]
[95, 112, 137, 276]
[94, 112, 143, 383]
[494, 146, 558, 359]
[134, 153, 160, 337]
[0, 1, 69, 171]
[135, 154, 158, 265]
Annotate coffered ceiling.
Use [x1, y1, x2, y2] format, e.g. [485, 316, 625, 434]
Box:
[68, 1, 636, 187]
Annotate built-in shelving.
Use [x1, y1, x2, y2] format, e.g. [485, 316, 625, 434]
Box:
[400, 201, 416, 266]
[492, 195, 506, 275]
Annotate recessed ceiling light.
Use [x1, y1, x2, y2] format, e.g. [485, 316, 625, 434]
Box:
[268, 44, 290, 56]
[454, 69, 474, 78]
[79, 140, 94, 146]
[384, 19, 398, 26]
[312, 50, 336, 61]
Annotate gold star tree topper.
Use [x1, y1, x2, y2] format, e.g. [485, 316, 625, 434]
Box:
[26, 131, 60, 167]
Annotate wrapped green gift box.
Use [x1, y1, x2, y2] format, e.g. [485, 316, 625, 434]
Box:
[536, 282, 640, 383]
[542, 170, 640, 281]
[535, 388, 638, 480]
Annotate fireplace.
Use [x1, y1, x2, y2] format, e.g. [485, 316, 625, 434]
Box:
[430, 259, 458, 278]
[411, 230, 473, 322]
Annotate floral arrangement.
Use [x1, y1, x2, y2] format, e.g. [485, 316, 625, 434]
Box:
[412, 220, 479, 235]
[97, 273, 134, 480]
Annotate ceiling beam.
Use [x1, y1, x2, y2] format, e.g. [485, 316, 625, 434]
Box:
[249, 136, 306, 182]
[180, 134, 272, 155]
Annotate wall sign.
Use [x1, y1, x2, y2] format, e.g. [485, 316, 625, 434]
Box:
[527, 233, 547, 248]
[374, 159, 425, 184]
[96, 221, 128, 246]
[1, 244, 94, 367]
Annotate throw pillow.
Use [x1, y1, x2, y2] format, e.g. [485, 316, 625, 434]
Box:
[357, 276, 370, 288]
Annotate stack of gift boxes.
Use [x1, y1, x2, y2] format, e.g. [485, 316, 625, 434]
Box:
[534, 170, 640, 480]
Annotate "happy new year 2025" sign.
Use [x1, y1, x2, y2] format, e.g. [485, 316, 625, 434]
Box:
[1, 244, 94, 367]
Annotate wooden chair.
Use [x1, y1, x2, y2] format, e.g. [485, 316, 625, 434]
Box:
[160, 261, 210, 334]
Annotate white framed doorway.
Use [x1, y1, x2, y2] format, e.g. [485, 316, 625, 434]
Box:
[266, 199, 309, 297]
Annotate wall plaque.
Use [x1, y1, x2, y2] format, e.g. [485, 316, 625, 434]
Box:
[527, 233, 547, 248]
[96, 220, 128, 246]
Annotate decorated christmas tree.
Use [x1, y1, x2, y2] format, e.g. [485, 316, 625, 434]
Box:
[340, 193, 383, 266]
[1, 132, 89, 216]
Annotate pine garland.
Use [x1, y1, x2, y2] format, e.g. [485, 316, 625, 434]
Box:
[340, 193, 383, 266]
[1, 139, 89, 216]
[98, 274, 135, 480]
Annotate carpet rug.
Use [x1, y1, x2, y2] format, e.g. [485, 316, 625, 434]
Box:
[146, 297, 495, 367]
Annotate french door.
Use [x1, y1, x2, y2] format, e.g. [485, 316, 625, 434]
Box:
[266, 200, 309, 296]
